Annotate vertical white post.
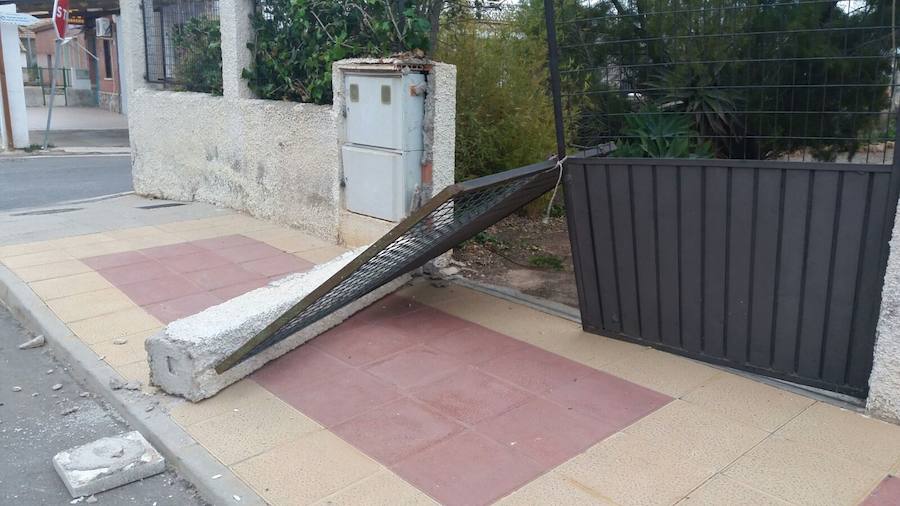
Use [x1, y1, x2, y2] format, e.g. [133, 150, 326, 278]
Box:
[0, 4, 29, 148]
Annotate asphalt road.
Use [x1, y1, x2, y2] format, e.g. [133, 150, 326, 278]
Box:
[0, 155, 133, 211]
[0, 304, 206, 505]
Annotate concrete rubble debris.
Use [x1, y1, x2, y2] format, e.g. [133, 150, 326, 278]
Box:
[79, 392, 90, 398]
[60, 406, 79, 416]
[123, 381, 141, 391]
[52, 383, 63, 391]
[147, 247, 410, 401]
[86, 496, 97, 504]
[11, 386, 21, 392]
[111, 338, 127, 345]
[108, 378, 124, 390]
[53, 431, 165, 498]
[18, 334, 45, 349]
[47, 369, 54, 374]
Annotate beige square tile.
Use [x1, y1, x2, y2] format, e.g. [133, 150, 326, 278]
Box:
[63, 241, 136, 259]
[232, 430, 381, 505]
[114, 360, 157, 394]
[1, 249, 72, 268]
[170, 380, 274, 427]
[679, 474, 791, 505]
[496, 472, 616, 505]
[120, 233, 183, 250]
[69, 307, 162, 344]
[105, 226, 168, 240]
[46, 287, 135, 322]
[0, 240, 58, 258]
[90, 328, 158, 367]
[296, 246, 351, 264]
[600, 349, 720, 397]
[776, 401, 900, 472]
[314, 470, 437, 506]
[187, 395, 321, 465]
[395, 279, 470, 306]
[557, 432, 715, 506]
[29, 271, 114, 300]
[723, 435, 884, 506]
[206, 214, 279, 233]
[11, 259, 92, 282]
[46, 233, 117, 249]
[682, 373, 814, 432]
[171, 226, 241, 241]
[251, 229, 333, 253]
[156, 217, 225, 232]
[624, 400, 769, 470]
[530, 326, 646, 370]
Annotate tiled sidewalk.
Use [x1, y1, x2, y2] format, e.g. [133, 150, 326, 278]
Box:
[4, 199, 900, 505]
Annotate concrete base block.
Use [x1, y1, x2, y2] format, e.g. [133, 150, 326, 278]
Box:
[53, 431, 165, 498]
[146, 248, 410, 401]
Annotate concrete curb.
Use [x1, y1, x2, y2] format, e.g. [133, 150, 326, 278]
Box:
[0, 263, 267, 505]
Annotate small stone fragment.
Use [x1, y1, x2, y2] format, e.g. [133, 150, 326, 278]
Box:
[18, 334, 45, 349]
[233, 495, 241, 502]
[47, 369, 54, 374]
[108, 378, 125, 390]
[11, 386, 21, 392]
[32, 392, 39, 397]
[60, 406, 79, 416]
[112, 338, 128, 345]
[123, 381, 142, 391]
[86, 495, 98, 503]
[439, 266, 460, 277]
[144, 404, 155, 412]
[211, 474, 222, 480]
[52, 383, 63, 391]
[79, 392, 90, 398]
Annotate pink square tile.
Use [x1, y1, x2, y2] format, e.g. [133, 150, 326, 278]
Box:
[158, 251, 232, 273]
[119, 275, 203, 306]
[215, 242, 285, 263]
[240, 254, 314, 277]
[273, 368, 400, 426]
[141, 242, 205, 259]
[412, 367, 533, 425]
[365, 346, 464, 389]
[99, 260, 174, 285]
[392, 431, 543, 506]
[210, 278, 271, 300]
[191, 234, 256, 251]
[83, 250, 148, 270]
[862, 476, 900, 506]
[348, 295, 426, 325]
[380, 307, 476, 342]
[252, 345, 353, 390]
[333, 398, 463, 465]
[545, 370, 671, 428]
[184, 264, 263, 291]
[429, 326, 526, 365]
[479, 344, 597, 394]
[311, 322, 419, 367]
[143, 292, 223, 323]
[475, 398, 618, 468]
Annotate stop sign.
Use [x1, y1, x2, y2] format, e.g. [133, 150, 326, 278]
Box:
[51, 0, 68, 39]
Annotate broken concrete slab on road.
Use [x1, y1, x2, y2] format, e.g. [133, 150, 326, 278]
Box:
[53, 431, 165, 498]
[146, 248, 409, 401]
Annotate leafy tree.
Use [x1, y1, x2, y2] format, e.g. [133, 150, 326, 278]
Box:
[171, 17, 223, 95]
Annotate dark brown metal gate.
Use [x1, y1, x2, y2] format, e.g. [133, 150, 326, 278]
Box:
[564, 156, 900, 397]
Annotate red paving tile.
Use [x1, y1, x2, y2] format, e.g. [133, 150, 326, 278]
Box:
[351, 294, 425, 324]
[862, 476, 900, 506]
[141, 242, 205, 259]
[159, 251, 232, 273]
[365, 346, 464, 389]
[214, 242, 285, 263]
[252, 345, 353, 389]
[83, 250, 148, 270]
[429, 326, 526, 365]
[209, 278, 271, 300]
[392, 431, 544, 506]
[239, 254, 313, 277]
[192, 234, 257, 250]
[380, 306, 475, 341]
[99, 261, 175, 285]
[412, 367, 532, 425]
[272, 368, 401, 426]
[311, 322, 420, 367]
[475, 397, 618, 468]
[480, 344, 598, 394]
[119, 275, 204, 306]
[333, 398, 463, 465]
[144, 292, 223, 323]
[546, 370, 671, 427]
[184, 264, 264, 291]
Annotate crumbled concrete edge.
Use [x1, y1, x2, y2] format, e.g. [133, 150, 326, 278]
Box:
[868, 206, 900, 423]
[0, 263, 266, 506]
[147, 247, 410, 401]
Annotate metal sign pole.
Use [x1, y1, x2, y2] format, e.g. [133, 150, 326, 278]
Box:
[42, 38, 61, 150]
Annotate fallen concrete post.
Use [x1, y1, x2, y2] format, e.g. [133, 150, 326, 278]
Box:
[146, 248, 409, 401]
[53, 431, 165, 498]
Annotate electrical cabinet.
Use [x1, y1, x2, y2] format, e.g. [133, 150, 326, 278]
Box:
[342, 71, 426, 222]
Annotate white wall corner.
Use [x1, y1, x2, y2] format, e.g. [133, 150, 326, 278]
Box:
[868, 203, 900, 423]
[0, 4, 29, 148]
[219, 0, 254, 100]
[428, 62, 456, 196]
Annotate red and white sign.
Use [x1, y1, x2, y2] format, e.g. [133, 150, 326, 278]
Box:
[51, 0, 69, 39]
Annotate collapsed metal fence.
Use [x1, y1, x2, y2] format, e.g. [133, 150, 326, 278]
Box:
[217, 159, 562, 372]
[555, 0, 898, 163]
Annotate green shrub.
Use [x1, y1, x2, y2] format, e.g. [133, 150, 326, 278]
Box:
[529, 254, 564, 271]
[613, 111, 713, 158]
[244, 0, 431, 104]
[171, 17, 223, 95]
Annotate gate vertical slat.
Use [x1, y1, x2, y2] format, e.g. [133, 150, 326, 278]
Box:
[821, 173, 870, 383]
[748, 170, 783, 365]
[703, 167, 730, 357]
[564, 164, 602, 332]
[658, 166, 684, 348]
[632, 165, 661, 342]
[586, 165, 622, 332]
[726, 168, 755, 363]
[771, 170, 812, 373]
[797, 172, 841, 378]
[609, 165, 642, 336]
[679, 166, 703, 353]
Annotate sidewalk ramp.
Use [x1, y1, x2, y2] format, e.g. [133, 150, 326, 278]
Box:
[146, 159, 561, 401]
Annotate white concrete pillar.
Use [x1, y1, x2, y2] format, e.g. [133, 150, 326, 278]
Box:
[868, 203, 900, 422]
[0, 4, 29, 148]
[219, 0, 254, 100]
[117, 0, 148, 99]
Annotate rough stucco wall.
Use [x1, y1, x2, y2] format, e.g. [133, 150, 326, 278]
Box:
[429, 62, 457, 196]
[868, 204, 900, 422]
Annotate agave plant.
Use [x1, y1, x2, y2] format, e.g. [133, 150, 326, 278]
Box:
[652, 65, 741, 141]
[614, 110, 713, 158]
